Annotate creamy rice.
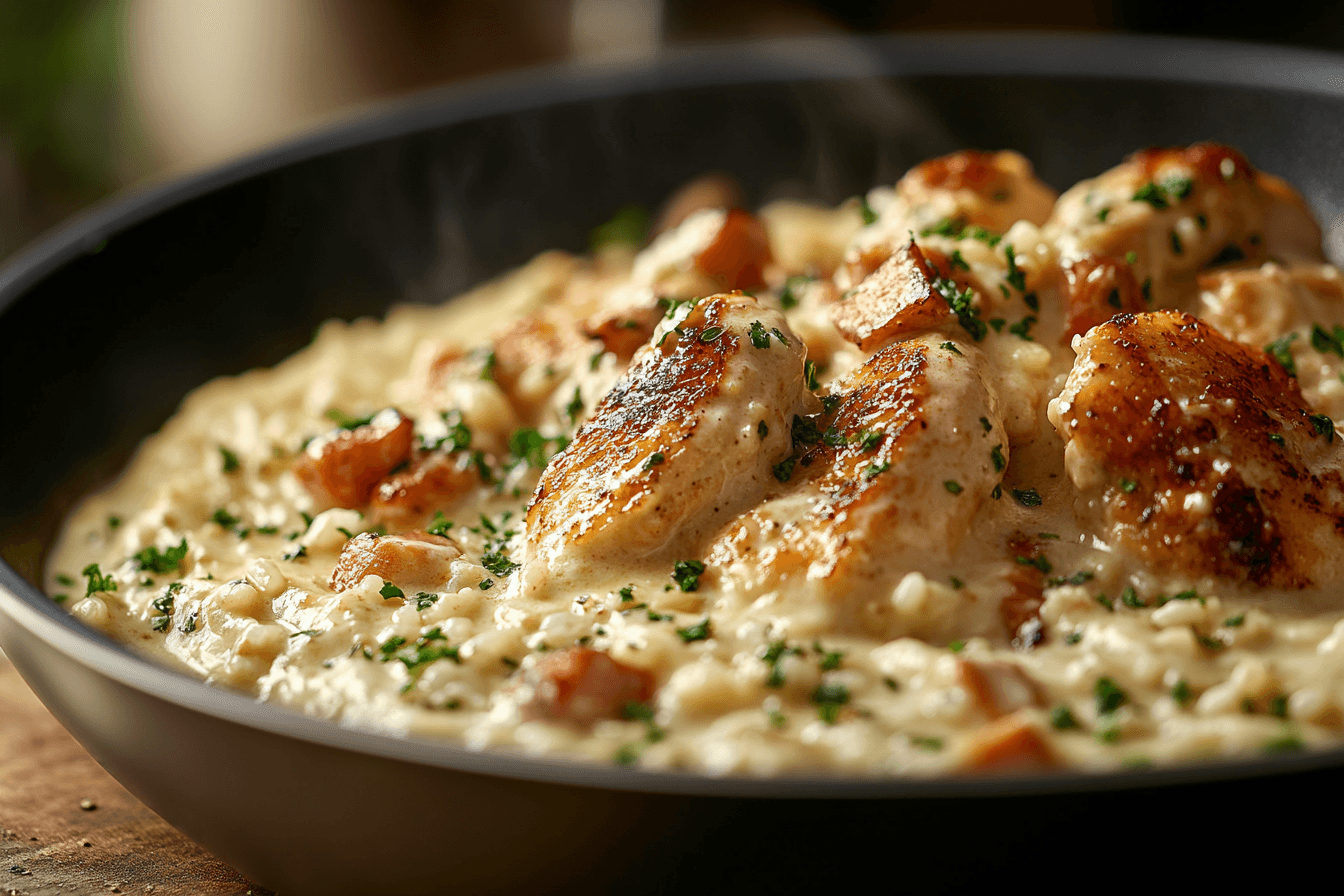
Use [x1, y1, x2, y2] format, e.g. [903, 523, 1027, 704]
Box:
[47, 145, 1344, 775]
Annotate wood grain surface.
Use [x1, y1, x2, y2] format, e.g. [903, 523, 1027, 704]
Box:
[0, 651, 272, 896]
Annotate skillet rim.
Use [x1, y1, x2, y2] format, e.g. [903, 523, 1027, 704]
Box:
[5, 29, 1344, 799]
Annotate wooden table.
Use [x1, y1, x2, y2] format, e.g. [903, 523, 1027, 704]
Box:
[0, 651, 271, 896]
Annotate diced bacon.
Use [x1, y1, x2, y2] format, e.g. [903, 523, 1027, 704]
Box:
[695, 208, 772, 292]
[522, 647, 656, 725]
[583, 302, 665, 361]
[962, 716, 1058, 772]
[957, 659, 1044, 719]
[330, 532, 462, 593]
[371, 451, 481, 526]
[831, 242, 955, 350]
[294, 409, 414, 509]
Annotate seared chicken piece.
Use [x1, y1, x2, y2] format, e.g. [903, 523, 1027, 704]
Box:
[1050, 310, 1344, 588]
[330, 531, 463, 594]
[1047, 143, 1323, 315]
[294, 409, 415, 510]
[370, 449, 487, 529]
[843, 150, 1057, 286]
[523, 294, 816, 587]
[521, 647, 655, 725]
[709, 333, 1007, 634]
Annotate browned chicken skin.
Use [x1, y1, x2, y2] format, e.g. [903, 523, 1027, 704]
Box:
[294, 409, 415, 510]
[524, 293, 815, 584]
[1051, 310, 1344, 588]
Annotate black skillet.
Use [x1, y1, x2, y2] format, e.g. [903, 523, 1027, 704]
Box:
[3, 32, 1343, 895]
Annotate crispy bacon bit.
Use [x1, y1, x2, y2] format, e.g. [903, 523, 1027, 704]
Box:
[957, 659, 1043, 718]
[523, 647, 655, 725]
[962, 716, 1058, 772]
[370, 451, 482, 527]
[831, 242, 954, 350]
[294, 409, 414, 509]
[1061, 254, 1148, 342]
[695, 208, 772, 292]
[330, 531, 463, 593]
[583, 302, 665, 361]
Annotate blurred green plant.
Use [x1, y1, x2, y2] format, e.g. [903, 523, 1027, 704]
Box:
[0, 0, 131, 256]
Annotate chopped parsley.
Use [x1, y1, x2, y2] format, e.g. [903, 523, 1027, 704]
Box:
[379, 582, 405, 600]
[643, 451, 666, 470]
[589, 204, 649, 249]
[671, 560, 706, 593]
[429, 411, 473, 453]
[990, 444, 1006, 473]
[565, 388, 584, 424]
[481, 551, 519, 577]
[621, 701, 665, 742]
[55, 573, 74, 587]
[1120, 586, 1145, 609]
[1003, 244, 1027, 292]
[943, 480, 963, 495]
[856, 430, 882, 451]
[980, 417, 993, 433]
[211, 508, 242, 530]
[1094, 593, 1114, 611]
[1007, 315, 1037, 341]
[414, 592, 439, 611]
[864, 460, 889, 479]
[1046, 570, 1095, 587]
[1171, 680, 1192, 706]
[932, 276, 987, 341]
[1016, 554, 1053, 575]
[427, 512, 453, 537]
[1169, 230, 1183, 256]
[939, 341, 963, 355]
[762, 640, 802, 687]
[676, 618, 713, 642]
[909, 735, 943, 751]
[325, 408, 377, 430]
[133, 538, 189, 574]
[1265, 333, 1299, 377]
[804, 360, 821, 391]
[1125, 251, 1138, 264]
[949, 577, 964, 590]
[507, 428, 566, 469]
[1224, 613, 1245, 627]
[1096, 207, 1110, 222]
[1023, 291, 1039, 311]
[859, 196, 878, 225]
[1268, 432, 1286, 446]
[1269, 694, 1289, 719]
[749, 320, 772, 348]
[815, 641, 844, 671]
[219, 446, 240, 473]
[1131, 182, 1169, 209]
[950, 249, 970, 271]
[757, 420, 769, 439]
[1050, 706, 1079, 730]
[811, 681, 850, 724]
[1312, 323, 1344, 357]
[772, 457, 796, 482]
[1011, 487, 1043, 507]
[1309, 413, 1335, 441]
[1263, 733, 1304, 754]
[1095, 676, 1129, 714]
[791, 414, 822, 446]
[780, 275, 813, 309]
[698, 325, 725, 343]
[619, 585, 635, 602]
[948, 639, 966, 653]
[1120, 478, 1138, 493]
